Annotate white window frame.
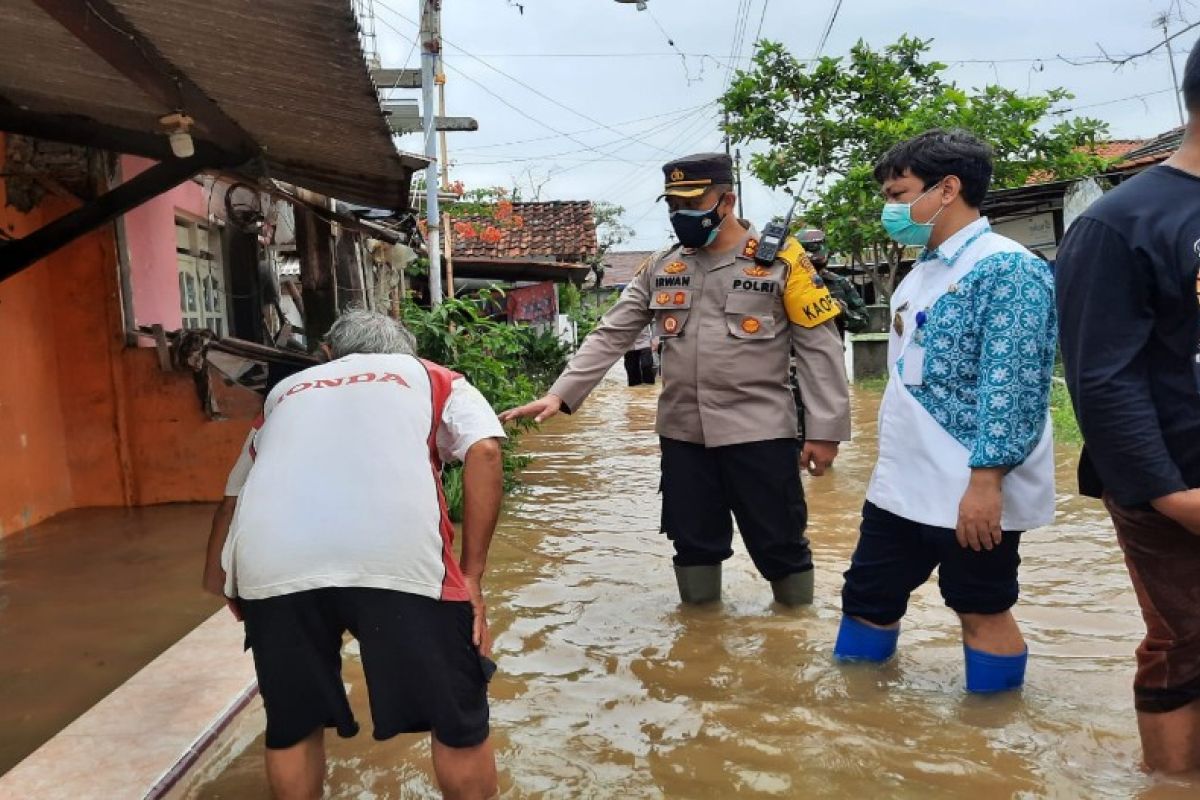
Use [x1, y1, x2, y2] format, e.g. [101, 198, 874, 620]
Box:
[176, 215, 229, 337]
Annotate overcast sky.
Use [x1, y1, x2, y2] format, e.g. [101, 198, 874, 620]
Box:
[373, 0, 1195, 250]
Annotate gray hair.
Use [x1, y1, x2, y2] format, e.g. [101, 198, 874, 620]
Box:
[325, 309, 417, 358]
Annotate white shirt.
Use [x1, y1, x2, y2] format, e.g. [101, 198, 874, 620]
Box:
[866, 218, 1057, 531]
[221, 353, 505, 601]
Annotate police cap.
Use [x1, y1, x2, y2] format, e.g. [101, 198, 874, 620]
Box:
[658, 152, 734, 200]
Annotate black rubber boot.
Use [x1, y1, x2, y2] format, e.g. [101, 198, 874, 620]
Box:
[674, 565, 721, 604]
[771, 570, 814, 607]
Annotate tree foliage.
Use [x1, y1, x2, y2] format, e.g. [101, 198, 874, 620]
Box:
[593, 200, 634, 259]
[721, 36, 1111, 299]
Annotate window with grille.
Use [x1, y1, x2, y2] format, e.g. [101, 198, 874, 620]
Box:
[176, 217, 229, 336]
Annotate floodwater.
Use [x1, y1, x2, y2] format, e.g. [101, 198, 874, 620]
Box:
[0, 504, 221, 774]
[200, 372, 1200, 799]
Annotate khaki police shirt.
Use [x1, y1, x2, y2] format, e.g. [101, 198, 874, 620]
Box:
[549, 225, 852, 447]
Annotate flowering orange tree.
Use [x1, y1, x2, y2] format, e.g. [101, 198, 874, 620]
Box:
[445, 185, 525, 245]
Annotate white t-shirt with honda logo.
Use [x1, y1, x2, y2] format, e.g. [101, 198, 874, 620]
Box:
[221, 353, 505, 602]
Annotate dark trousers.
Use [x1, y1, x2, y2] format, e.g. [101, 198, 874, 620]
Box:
[659, 437, 810, 581]
[624, 348, 656, 386]
[841, 502, 1022, 627]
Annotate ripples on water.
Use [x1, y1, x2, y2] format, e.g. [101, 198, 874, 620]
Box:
[199, 371, 1200, 799]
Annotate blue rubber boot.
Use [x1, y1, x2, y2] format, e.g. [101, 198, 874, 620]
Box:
[833, 615, 899, 663]
[964, 645, 1028, 693]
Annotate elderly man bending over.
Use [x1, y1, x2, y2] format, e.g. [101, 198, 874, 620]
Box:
[203, 310, 505, 800]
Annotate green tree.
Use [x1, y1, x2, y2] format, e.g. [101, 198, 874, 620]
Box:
[589, 200, 633, 289]
[721, 36, 1111, 300]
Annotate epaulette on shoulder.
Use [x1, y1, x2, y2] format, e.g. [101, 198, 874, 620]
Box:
[636, 242, 683, 276]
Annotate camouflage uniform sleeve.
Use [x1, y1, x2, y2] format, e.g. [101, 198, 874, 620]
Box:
[548, 262, 655, 414]
[838, 274, 871, 333]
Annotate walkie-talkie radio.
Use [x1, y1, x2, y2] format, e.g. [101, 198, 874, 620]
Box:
[754, 197, 800, 267]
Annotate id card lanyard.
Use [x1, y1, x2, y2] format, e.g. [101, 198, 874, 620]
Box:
[898, 263, 937, 387]
[901, 310, 928, 386]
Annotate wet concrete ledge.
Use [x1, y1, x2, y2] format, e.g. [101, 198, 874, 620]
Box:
[0, 610, 256, 800]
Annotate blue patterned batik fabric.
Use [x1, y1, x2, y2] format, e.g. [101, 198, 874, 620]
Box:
[902, 251, 1057, 469]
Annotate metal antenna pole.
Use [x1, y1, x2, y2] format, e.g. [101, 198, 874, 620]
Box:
[1163, 18, 1186, 126]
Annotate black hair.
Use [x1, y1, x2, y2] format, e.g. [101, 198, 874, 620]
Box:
[1185, 37, 1199, 114]
[873, 128, 995, 208]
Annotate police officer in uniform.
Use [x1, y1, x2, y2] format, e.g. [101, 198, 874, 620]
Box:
[501, 154, 851, 606]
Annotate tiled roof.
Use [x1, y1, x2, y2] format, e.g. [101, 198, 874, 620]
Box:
[602, 250, 655, 287]
[451, 201, 598, 263]
[1117, 126, 1185, 167]
[1091, 140, 1146, 160]
[1024, 139, 1148, 185]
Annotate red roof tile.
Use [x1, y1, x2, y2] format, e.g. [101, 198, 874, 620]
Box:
[1091, 139, 1146, 160]
[1115, 127, 1185, 168]
[451, 200, 599, 264]
[1024, 139, 1149, 185]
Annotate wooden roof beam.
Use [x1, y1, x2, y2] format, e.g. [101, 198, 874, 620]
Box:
[0, 153, 216, 283]
[31, 0, 259, 157]
[0, 99, 245, 166]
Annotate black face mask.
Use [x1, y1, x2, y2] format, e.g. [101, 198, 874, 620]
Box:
[669, 194, 727, 249]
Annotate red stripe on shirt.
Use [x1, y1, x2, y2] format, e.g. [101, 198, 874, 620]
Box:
[421, 359, 468, 602]
[248, 412, 265, 461]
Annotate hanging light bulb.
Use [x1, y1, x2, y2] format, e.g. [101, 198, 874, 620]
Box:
[159, 112, 195, 158]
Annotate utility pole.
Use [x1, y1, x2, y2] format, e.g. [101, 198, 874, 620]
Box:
[437, 62, 454, 298]
[734, 148, 744, 219]
[1161, 16, 1186, 126]
[437, 75, 451, 190]
[420, 0, 443, 305]
[723, 109, 731, 156]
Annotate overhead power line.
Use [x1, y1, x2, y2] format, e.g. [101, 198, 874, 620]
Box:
[1090, 19, 1200, 66]
[1052, 87, 1177, 114]
[373, 11, 647, 167]
[375, 0, 676, 156]
[423, 49, 1194, 65]
[453, 102, 715, 153]
[453, 108, 707, 166]
[752, 0, 771, 46]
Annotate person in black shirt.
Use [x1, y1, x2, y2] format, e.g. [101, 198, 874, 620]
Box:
[1055, 37, 1200, 774]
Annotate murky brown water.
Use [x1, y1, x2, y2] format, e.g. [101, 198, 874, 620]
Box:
[199, 372, 1199, 798]
[0, 504, 221, 774]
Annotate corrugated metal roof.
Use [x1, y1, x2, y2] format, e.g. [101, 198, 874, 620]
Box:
[0, 0, 426, 209]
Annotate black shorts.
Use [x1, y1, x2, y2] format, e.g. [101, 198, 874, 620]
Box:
[240, 587, 493, 750]
[841, 501, 1023, 626]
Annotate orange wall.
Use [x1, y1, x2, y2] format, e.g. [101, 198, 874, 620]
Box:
[0, 135, 260, 537]
[122, 348, 259, 505]
[0, 253, 75, 535]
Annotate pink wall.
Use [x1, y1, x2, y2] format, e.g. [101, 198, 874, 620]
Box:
[120, 155, 208, 333]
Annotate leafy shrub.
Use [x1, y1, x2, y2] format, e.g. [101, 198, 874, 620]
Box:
[401, 291, 571, 519]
